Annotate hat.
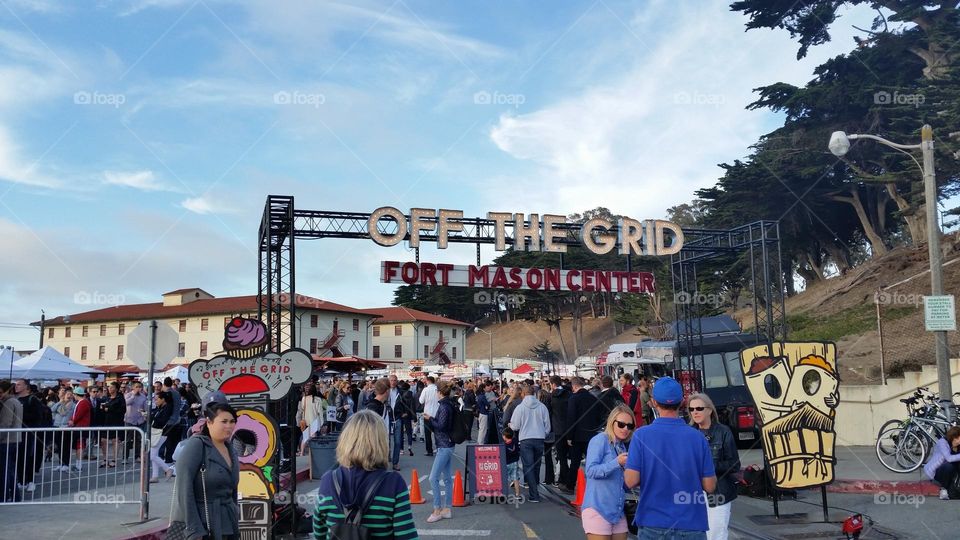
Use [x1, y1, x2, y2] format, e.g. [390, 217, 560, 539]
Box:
[651, 376, 683, 406]
[73, 386, 85, 396]
[202, 390, 229, 413]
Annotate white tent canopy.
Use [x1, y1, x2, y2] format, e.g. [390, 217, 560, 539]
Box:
[0, 347, 17, 378]
[11, 346, 104, 380]
[138, 364, 189, 383]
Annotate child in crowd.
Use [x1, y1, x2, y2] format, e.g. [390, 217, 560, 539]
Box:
[503, 426, 521, 497]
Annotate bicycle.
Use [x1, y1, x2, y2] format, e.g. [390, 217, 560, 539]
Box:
[875, 388, 960, 473]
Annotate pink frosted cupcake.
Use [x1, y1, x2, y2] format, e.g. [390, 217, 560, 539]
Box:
[223, 317, 269, 358]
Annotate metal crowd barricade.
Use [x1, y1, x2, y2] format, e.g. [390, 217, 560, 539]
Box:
[0, 426, 146, 516]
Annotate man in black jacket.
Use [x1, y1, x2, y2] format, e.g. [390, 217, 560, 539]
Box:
[548, 376, 571, 491]
[564, 376, 602, 491]
[597, 375, 625, 418]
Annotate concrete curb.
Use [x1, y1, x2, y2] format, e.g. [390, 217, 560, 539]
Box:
[118, 464, 311, 540]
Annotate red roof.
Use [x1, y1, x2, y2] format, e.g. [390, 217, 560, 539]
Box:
[37, 294, 377, 326]
[360, 306, 471, 327]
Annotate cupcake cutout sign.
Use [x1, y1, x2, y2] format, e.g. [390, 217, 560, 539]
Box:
[187, 315, 313, 525]
[739, 341, 840, 490]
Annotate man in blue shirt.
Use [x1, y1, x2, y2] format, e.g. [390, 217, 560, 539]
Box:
[624, 377, 717, 539]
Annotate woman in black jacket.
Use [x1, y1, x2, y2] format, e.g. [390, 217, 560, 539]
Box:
[423, 381, 456, 523]
[149, 391, 175, 482]
[99, 381, 126, 468]
[688, 393, 739, 540]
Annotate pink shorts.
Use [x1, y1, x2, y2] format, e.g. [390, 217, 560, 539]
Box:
[581, 507, 629, 535]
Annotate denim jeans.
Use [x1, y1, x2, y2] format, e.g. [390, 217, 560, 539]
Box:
[429, 446, 454, 509]
[639, 527, 707, 540]
[391, 420, 403, 465]
[519, 439, 544, 501]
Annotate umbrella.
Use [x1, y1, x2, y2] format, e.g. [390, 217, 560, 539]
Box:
[511, 363, 534, 375]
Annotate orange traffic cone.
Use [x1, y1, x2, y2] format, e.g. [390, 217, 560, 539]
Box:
[571, 467, 586, 507]
[409, 469, 426, 504]
[452, 470, 467, 507]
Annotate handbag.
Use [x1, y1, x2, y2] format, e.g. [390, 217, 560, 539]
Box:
[165, 442, 210, 540]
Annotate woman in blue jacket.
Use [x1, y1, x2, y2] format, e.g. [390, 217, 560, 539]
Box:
[423, 381, 456, 524]
[582, 404, 635, 540]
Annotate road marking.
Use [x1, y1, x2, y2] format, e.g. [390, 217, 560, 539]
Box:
[418, 530, 492, 536]
[523, 524, 539, 538]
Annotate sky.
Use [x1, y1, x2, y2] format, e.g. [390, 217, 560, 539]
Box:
[0, 0, 881, 349]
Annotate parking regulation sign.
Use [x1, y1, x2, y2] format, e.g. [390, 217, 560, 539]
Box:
[924, 295, 956, 332]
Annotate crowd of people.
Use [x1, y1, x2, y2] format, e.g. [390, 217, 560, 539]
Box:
[304, 372, 741, 540]
[0, 376, 204, 501]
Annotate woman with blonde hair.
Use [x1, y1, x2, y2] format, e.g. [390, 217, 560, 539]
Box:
[312, 410, 418, 539]
[502, 384, 524, 427]
[688, 392, 739, 540]
[581, 404, 635, 540]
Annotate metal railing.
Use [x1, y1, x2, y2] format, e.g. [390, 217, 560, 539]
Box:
[0, 426, 146, 516]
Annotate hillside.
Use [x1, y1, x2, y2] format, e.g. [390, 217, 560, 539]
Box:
[467, 233, 960, 385]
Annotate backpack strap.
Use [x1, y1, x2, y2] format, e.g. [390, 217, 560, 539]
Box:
[335, 469, 391, 526]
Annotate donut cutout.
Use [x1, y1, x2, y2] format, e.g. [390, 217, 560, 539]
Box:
[235, 409, 277, 468]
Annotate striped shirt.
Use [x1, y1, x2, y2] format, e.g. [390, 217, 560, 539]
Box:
[312, 466, 418, 540]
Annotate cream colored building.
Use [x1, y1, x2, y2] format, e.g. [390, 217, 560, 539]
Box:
[362, 307, 470, 367]
[38, 288, 379, 373]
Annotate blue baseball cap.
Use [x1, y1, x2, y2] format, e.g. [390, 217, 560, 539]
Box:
[652, 376, 683, 405]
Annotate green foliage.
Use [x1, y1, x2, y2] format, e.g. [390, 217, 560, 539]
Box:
[787, 304, 914, 341]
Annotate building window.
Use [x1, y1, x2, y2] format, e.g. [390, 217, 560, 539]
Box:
[118, 323, 125, 335]
[424, 325, 429, 336]
[352, 341, 359, 355]
[201, 319, 208, 331]
[373, 326, 380, 337]
[100, 324, 106, 337]
[200, 341, 207, 357]
[82, 325, 88, 337]
[98, 346, 105, 361]
[310, 338, 318, 354]
[424, 345, 429, 358]
[65, 327, 71, 338]
[394, 325, 402, 336]
[179, 320, 187, 332]
[48, 327, 54, 338]
[117, 345, 124, 360]
[64, 347, 70, 357]
[453, 328, 457, 338]
[310, 314, 318, 328]
[372, 346, 380, 359]
[394, 345, 402, 358]
[81, 346, 87, 360]
[352, 319, 359, 331]
[439, 330, 444, 340]
[178, 342, 185, 357]
[452, 346, 457, 359]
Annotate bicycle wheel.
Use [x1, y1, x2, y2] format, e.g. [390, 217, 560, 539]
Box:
[876, 426, 926, 473]
[876, 420, 904, 455]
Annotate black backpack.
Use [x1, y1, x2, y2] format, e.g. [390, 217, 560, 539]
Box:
[450, 408, 471, 445]
[330, 469, 390, 540]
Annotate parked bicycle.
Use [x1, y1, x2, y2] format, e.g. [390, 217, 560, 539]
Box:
[875, 387, 960, 473]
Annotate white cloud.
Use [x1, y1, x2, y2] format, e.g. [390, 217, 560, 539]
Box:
[102, 170, 171, 191]
[0, 126, 61, 188]
[486, 2, 876, 218]
[181, 196, 234, 215]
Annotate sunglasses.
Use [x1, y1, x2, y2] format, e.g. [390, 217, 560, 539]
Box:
[689, 406, 708, 412]
[614, 421, 635, 430]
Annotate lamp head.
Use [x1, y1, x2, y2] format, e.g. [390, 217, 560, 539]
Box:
[829, 131, 851, 157]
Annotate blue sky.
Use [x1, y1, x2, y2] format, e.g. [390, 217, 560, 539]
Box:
[0, 0, 879, 348]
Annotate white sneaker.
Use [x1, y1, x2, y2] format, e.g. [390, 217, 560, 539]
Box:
[940, 488, 949, 500]
[73, 463, 82, 472]
[25, 482, 35, 493]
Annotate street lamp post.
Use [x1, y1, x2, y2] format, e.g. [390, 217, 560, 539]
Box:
[829, 125, 954, 419]
[473, 326, 493, 367]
